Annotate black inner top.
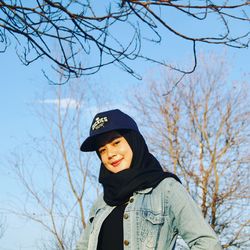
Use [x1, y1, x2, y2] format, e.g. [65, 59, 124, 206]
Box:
[97, 203, 127, 250]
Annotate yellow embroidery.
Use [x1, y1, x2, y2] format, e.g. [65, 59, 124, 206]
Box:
[92, 116, 108, 130]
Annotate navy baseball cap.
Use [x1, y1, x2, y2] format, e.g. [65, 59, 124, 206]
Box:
[80, 109, 139, 151]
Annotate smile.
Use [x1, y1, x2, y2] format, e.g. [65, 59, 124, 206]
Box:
[111, 158, 123, 167]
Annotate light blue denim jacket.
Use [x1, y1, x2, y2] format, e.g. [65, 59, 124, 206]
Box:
[76, 178, 222, 250]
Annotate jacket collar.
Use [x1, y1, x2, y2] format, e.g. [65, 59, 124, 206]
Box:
[136, 187, 153, 194]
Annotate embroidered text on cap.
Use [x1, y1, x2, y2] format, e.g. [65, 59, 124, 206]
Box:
[92, 117, 108, 131]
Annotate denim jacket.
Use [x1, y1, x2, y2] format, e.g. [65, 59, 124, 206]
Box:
[76, 178, 222, 250]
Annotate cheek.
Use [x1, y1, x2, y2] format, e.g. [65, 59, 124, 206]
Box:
[100, 155, 107, 165]
[125, 147, 133, 166]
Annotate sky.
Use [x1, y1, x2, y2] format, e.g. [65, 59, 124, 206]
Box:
[0, 4, 250, 250]
[0, 42, 146, 250]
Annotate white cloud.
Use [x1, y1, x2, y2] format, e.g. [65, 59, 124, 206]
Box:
[38, 98, 81, 109]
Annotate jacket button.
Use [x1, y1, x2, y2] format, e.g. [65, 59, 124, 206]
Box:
[123, 213, 129, 219]
[124, 240, 129, 246]
[129, 197, 134, 203]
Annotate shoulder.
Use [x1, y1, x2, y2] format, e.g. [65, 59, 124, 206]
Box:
[151, 177, 189, 204]
[88, 193, 106, 217]
[140, 177, 183, 203]
[134, 178, 184, 214]
[156, 177, 182, 193]
[93, 193, 105, 206]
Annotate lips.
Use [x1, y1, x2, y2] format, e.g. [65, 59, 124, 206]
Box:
[111, 158, 123, 167]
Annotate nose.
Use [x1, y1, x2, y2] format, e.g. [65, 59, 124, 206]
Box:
[106, 146, 116, 159]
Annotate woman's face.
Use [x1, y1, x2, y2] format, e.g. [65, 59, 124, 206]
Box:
[97, 131, 133, 173]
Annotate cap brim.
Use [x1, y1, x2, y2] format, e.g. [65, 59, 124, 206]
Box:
[80, 135, 99, 152]
[80, 126, 136, 152]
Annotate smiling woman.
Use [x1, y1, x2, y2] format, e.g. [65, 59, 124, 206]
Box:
[76, 109, 222, 250]
[97, 131, 133, 174]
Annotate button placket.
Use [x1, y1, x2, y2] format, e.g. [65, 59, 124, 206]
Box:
[123, 213, 129, 219]
[123, 199, 132, 248]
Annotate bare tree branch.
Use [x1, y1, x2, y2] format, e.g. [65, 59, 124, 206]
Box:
[131, 53, 250, 248]
[0, 0, 249, 81]
[7, 78, 102, 249]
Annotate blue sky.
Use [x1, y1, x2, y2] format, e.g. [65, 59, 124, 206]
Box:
[0, 44, 143, 250]
[0, 11, 250, 250]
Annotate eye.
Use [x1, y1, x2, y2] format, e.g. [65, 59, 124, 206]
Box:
[113, 139, 121, 145]
[98, 148, 106, 154]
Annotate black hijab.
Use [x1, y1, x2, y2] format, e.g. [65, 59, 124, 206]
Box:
[98, 130, 181, 206]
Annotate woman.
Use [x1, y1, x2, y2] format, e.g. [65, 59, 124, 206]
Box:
[76, 109, 222, 250]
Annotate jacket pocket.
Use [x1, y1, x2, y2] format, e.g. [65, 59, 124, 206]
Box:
[142, 210, 165, 225]
[139, 210, 165, 249]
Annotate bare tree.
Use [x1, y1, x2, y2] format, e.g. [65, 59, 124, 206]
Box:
[0, 1, 249, 81]
[7, 80, 101, 250]
[132, 53, 250, 249]
[0, 216, 6, 239]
